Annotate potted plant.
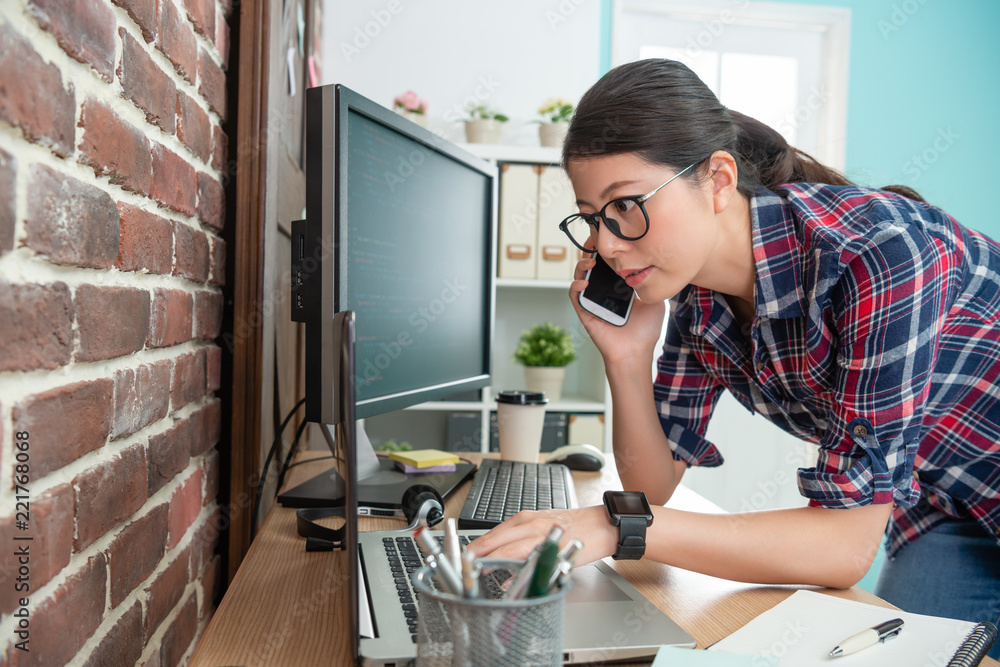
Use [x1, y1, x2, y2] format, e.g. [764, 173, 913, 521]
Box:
[464, 104, 509, 144]
[393, 90, 428, 128]
[513, 322, 577, 401]
[536, 98, 574, 147]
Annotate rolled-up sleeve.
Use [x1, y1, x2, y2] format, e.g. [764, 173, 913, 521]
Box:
[653, 301, 726, 467]
[797, 224, 950, 509]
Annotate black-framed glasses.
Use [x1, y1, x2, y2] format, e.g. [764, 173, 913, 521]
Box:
[558, 163, 696, 252]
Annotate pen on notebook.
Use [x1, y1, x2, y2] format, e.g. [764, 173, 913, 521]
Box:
[829, 618, 904, 657]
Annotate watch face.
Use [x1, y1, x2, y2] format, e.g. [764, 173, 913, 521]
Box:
[607, 491, 651, 517]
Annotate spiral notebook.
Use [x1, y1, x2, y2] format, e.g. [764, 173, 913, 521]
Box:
[709, 590, 997, 666]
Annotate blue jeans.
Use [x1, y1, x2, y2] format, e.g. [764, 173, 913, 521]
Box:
[875, 519, 1000, 660]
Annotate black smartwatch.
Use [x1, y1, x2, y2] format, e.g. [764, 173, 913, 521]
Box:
[603, 490, 654, 560]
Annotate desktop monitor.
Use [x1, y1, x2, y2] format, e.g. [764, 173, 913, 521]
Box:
[285, 83, 498, 507]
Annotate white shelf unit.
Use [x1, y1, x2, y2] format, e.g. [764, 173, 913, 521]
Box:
[363, 144, 613, 454]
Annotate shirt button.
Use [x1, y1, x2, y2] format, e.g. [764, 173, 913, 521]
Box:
[755, 360, 765, 372]
[852, 424, 868, 438]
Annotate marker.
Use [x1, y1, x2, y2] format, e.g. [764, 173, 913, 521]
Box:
[505, 526, 565, 600]
[527, 527, 564, 598]
[829, 618, 904, 658]
[504, 545, 543, 601]
[545, 539, 582, 592]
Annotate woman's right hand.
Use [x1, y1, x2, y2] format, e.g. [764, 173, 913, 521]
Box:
[570, 255, 666, 369]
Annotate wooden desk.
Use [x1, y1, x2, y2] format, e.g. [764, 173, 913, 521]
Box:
[191, 452, 998, 666]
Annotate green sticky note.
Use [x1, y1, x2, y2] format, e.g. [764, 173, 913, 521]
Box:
[651, 646, 780, 666]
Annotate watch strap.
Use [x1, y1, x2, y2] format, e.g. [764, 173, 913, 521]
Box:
[613, 516, 647, 560]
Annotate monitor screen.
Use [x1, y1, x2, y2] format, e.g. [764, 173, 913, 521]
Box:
[301, 84, 497, 424]
[343, 110, 492, 412]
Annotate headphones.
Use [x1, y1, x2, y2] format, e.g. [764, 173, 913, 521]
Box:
[400, 484, 444, 530]
[295, 484, 444, 551]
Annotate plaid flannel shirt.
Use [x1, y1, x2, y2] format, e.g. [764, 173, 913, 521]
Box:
[653, 183, 1000, 558]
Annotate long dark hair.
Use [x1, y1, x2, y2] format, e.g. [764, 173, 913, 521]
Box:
[563, 59, 923, 201]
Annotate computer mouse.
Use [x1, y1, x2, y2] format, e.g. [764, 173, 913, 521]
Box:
[545, 443, 605, 471]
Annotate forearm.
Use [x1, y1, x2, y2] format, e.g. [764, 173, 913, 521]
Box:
[606, 361, 682, 504]
[645, 504, 890, 589]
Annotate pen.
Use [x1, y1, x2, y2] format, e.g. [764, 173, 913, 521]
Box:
[442, 518, 462, 572]
[505, 525, 564, 600]
[423, 552, 463, 595]
[527, 530, 562, 598]
[461, 550, 481, 599]
[414, 526, 463, 595]
[829, 618, 904, 657]
[545, 539, 583, 592]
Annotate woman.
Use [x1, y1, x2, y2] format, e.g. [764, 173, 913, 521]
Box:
[471, 59, 1000, 647]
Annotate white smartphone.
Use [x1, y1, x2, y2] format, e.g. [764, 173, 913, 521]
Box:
[578, 253, 636, 326]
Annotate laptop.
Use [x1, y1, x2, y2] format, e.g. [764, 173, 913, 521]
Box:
[325, 312, 696, 665]
[276, 450, 477, 514]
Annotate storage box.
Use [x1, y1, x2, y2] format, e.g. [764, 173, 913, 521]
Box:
[535, 166, 576, 280]
[497, 164, 539, 279]
[446, 412, 484, 452]
[568, 413, 604, 449]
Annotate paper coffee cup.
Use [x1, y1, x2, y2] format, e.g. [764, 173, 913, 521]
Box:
[496, 390, 548, 463]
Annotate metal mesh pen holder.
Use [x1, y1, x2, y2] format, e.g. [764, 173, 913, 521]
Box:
[413, 558, 572, 667]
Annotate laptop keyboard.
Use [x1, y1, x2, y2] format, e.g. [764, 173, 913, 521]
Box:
[382, 534, 474, 643]
[457, 459, 575, 529]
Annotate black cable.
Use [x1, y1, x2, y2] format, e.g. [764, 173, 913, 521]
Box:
[251, 397, 306, 539]
[283, 453, 334, 472]
[275, 416, 309, 495]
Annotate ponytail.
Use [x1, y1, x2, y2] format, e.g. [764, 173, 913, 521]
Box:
[564, 59, 924, 202]
[728, 110, 853, 190]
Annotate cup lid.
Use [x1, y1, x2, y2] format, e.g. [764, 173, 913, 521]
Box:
[496, 390, 548, 406]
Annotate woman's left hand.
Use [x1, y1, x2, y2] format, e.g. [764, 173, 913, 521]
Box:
[466, 505, 617, 565]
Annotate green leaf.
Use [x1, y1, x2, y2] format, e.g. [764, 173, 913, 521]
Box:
[513, 322, 577, 367]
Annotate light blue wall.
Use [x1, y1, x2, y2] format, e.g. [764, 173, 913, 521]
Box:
[600, 0, 1000, 240]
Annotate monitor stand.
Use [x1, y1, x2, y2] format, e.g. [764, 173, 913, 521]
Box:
[276, 421, 476, 510]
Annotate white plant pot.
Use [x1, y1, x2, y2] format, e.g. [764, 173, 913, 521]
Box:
[538, 121, 569, 148]
[523, 366, 567, 402]
[397, 110, 427, 128]
[464, 119, 503, 144]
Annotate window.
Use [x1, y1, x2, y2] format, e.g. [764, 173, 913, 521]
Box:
[613, 0, 850, 169]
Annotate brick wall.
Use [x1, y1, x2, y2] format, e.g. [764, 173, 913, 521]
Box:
[0, 0, 228, 664]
